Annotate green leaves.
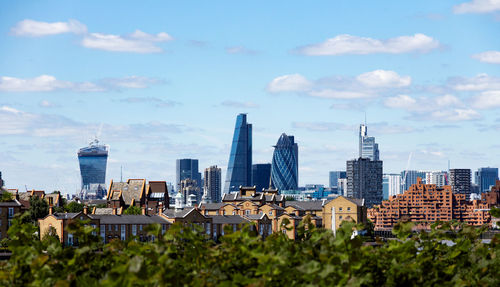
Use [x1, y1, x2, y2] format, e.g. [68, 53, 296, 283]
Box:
[0, 217, 499, 286]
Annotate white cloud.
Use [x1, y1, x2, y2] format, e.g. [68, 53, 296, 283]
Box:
[471, 90, 500, 109]
[356, 70, 411, 88]
[0, 75, 161, 93]
[39, 100, 58, 108]
[267, 70, 409, 99]
[297, 33, 440, 56]
[81, 30, 173, 53]
[384, 94, 480, 121]
[226, 46, 259, 55]
[449, 74, 500, 91]
[220, 100, 259, 108]
[118, 97, 179, 108]
[454, 0, 500, 14]
[267, 74, 312, 93]
[308, 89, 372, 99]
[472, 51, 500, 64]
[10, 19, 87, 37]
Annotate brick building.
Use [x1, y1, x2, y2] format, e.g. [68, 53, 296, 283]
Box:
[369, 178, 500, 230]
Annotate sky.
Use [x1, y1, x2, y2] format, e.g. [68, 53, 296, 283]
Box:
[1, 0, 499, 195]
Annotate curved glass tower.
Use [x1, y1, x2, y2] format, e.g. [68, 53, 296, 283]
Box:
[271, 133, 298, 191]
[78, 138, 108, 199]
[224, 114, 252, 194]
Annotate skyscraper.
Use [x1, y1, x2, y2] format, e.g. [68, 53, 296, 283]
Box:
[359, 124, 379, 161]
[383, 174, 401, 199]
[204, 166, 222, 203]
[224, 114, 252, 193]
[475, 167, 499, 194]
[449, 169, 471, 199]
[180, 178, 201, 205]
[346, 158, 383, 208]
[400, 170, 427, 192]
[252, 163, 271, 192]
[329, 171, 346, 188]
[271, 133, 299, 191]
[425, 171, 448, 187]
[78, 138, 108, 199]
[176, 159, 202, 192]
[0, 171, 3, 187]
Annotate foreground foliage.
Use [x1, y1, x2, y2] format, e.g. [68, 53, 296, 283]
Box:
[0, 214, 499, 287]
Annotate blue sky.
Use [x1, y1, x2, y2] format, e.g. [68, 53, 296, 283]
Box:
[1, 0, 499, 194]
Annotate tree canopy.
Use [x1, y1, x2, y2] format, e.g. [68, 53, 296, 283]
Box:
[0, 212, 498, 286]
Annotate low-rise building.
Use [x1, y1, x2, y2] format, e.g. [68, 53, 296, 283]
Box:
[106, 179, 169, 215]
[0, 189, 23, 239]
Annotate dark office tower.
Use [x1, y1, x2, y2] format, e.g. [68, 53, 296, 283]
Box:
[271, 133, 299, 191]
[78, 139, 108, 199]
[329, 171, 346, 188]
[252, 163, 272, 192]
[449, 169, 472, 199]
[346, 158, 383, 208]
[475, 167, 499, 194]
[359, 124, 379, 161]
[0, 171, 3, 187]
[204, 166, 222, 203]
[224, 114, 252, 194]
[176, 159, 202, 192]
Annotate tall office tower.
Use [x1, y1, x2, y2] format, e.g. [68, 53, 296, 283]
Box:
[176, 159, 202, 192]
[346, 158, 383, 208]
[449, 169, 472, 199]
[383, 174, 402, 200]
[224, 114, 252, 194]
[252, 163, 271, 192]
[475, 167, 499, 194]
[78, 138, 108, 199]
[329, 171, 346, 188]
[400, 170, 427, 192]
[204, 166, 222, 203]
[359, 124, 379, 161]
[271, 133, 299, 191]
[0, 171, 3, 187]
[425, 171, 448, 187]
[338, 178, 348, 196]
[180, 178, 201, 205]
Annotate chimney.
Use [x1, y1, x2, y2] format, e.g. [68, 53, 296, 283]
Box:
[112, 207, 117, 215]
[141, 206, 146, 215]
[49, 206, 53, 215]
[83, 205, 88, 215]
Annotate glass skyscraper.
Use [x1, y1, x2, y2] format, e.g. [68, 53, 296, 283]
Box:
[224, 114, 252, 194]
[329, 171, 346, 188]
[176, 158, 202, 192]
[78, 139, 108, 199]
[252, 163, 271, 192]
[271, 133, 298, 191]
[359, 124, 379, 161]
[475, 167, 499, 194]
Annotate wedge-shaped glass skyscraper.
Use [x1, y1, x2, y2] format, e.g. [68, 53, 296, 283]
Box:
[271, 133, 298, 191]
[78, 138, 108, 199]
[224, 114, 252, 194]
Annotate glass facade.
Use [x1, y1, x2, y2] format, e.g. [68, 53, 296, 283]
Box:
[252, 163, 271, 192]
[271, 133, 298, 191]
[475, 167, 499, 194]
[78, 139, 108, 199]
[224, 114, 252, 193]
[359, 124, 379, 161]
[346, 158, 383, 208]
[176, 159, 202, 192]
[329, 171, 346, 188]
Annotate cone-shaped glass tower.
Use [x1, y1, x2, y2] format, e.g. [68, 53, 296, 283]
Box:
[224, 114, 252, 193]
[271, 133, 298, 191]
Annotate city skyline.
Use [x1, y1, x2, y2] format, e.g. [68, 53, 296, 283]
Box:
[1, 1, 499, 194]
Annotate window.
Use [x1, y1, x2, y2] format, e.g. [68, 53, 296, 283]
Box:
[121, 225, 126, 241]
[162, 224, 167, 234]
[8, 208, 14, 218]
[232, 211, 236, 215]
[206, 223, 210, 235]
[132, 225, 137, 236]
[339, 216, 343, 220]
[347, 207, 351, 211]
[269, 211, 273, 216]
[68, 234, 73, 246]
[100, 225, 105, 240]
[245, 210, 250, 215]
[213, 225, 217, 239]
[139, 225, 143, 231]
[91, 224, 97, 236]
[339, 207, 343, 211]
[115, 225, 118, 231]
[8, 220, 12, 227]
[223, 210, 226, 215]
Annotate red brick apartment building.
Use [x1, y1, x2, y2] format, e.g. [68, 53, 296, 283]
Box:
[369, 178, 500, 231]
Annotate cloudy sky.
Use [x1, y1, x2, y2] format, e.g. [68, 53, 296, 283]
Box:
[1, 0, 499, 194]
